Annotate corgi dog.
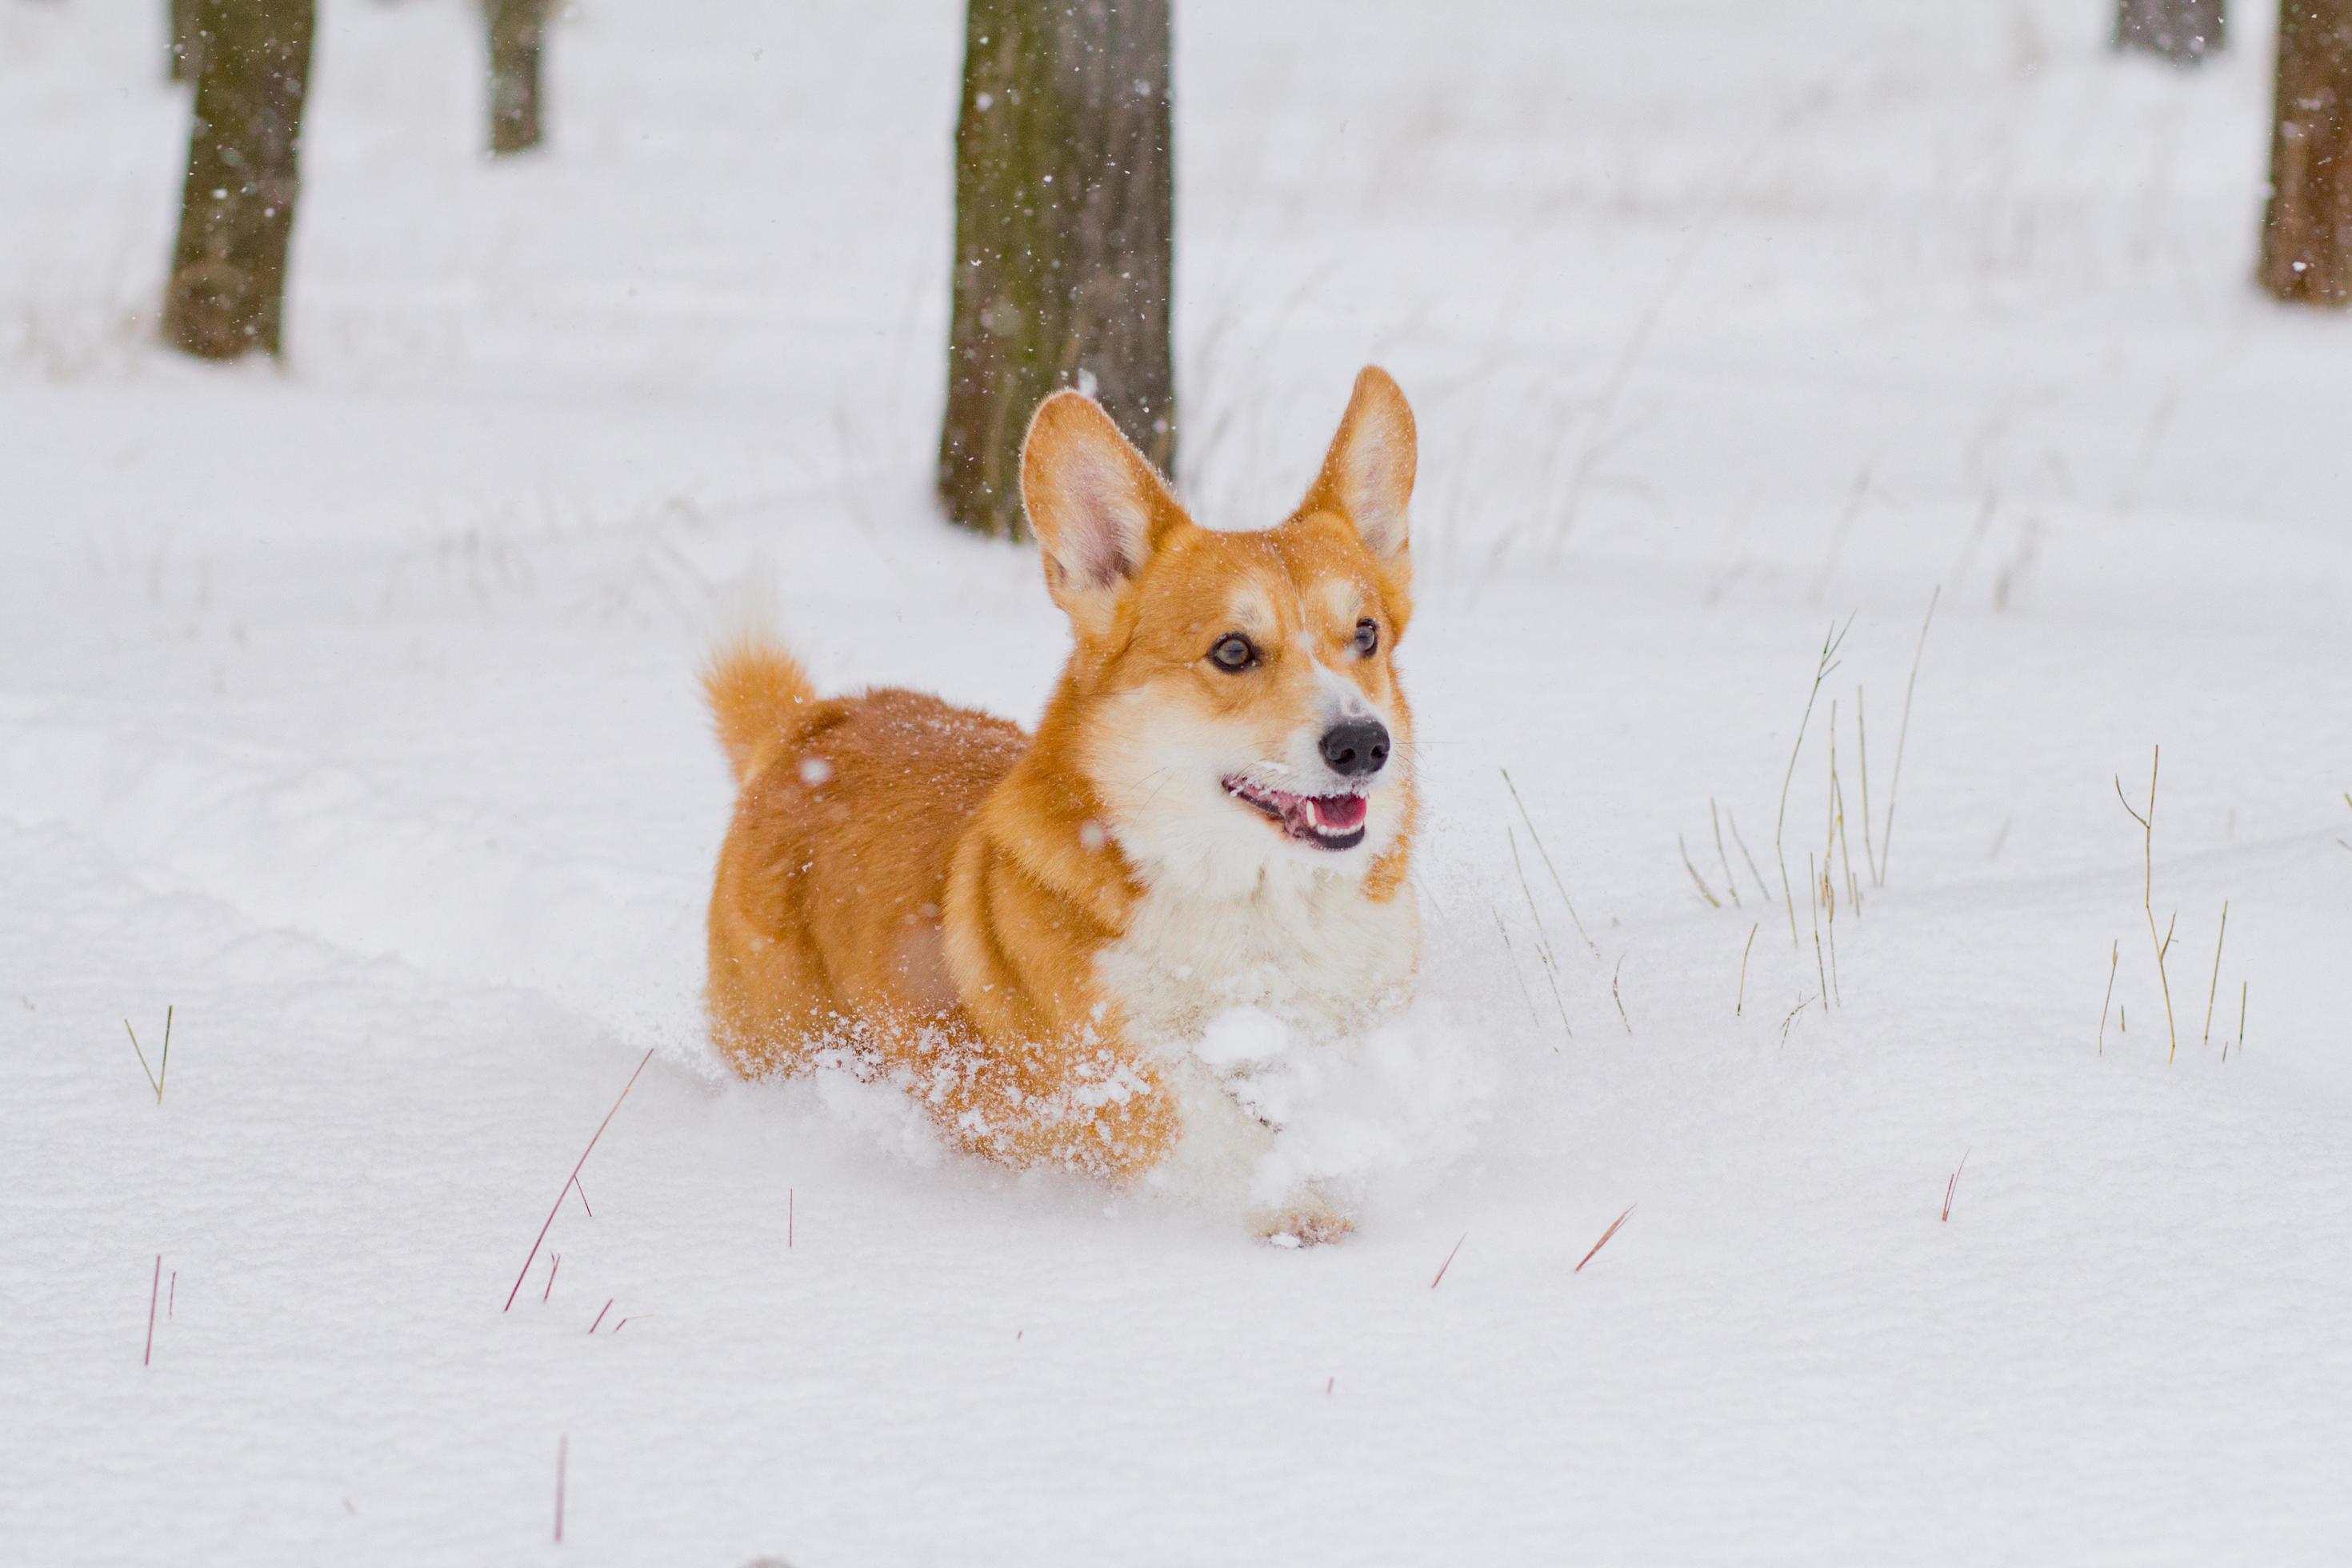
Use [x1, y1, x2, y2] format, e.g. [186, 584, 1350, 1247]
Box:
[702, 367, 1420, 1241]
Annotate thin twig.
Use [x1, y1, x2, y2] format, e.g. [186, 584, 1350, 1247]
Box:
[1430, 1233, 1467, 1290]
[1941, 1150, 1969, 1222]
[1877, 585, 1939, 887]
[143, 1254, 161, 1366]
[1611, 956, 1631, 1034]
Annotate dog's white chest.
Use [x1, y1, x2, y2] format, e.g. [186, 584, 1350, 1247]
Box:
[1098, 865, 1419, 1043]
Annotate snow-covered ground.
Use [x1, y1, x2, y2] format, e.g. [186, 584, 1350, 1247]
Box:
[6, 0, 2350, 1561]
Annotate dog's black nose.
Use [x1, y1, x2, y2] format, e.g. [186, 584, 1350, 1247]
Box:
[1319, 719, 1390, 778]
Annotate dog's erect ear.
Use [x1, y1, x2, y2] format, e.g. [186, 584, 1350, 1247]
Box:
[1302, 366, 1416, 562]
[1021, 390, 1182, 637]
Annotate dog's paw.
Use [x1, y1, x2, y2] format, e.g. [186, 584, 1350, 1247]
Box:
[1254, 1190, 1356, 1249]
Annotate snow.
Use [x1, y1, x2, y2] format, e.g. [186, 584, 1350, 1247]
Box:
[6, 0, 2351, 1562]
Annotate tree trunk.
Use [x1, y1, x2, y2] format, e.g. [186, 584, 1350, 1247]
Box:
[2259, 0, 2352, 305]
[2114, 0, 2227, 63]
[486, 0, 548, 156]
[167, 0, 205, 83]
[163, 0, 313, 360]
[939, 0, 1175, 541]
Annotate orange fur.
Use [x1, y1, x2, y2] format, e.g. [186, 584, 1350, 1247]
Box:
[704, 368, 1422, 1190]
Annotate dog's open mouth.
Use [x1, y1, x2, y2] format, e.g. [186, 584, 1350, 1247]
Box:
[1222, 777, 1370, 850]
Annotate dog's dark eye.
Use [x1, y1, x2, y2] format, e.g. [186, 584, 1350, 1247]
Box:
[1209, 634, 1258, 671]
[1354, 618, 1380, 657]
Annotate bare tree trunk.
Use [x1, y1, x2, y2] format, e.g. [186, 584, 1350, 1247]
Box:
[939, 0, 1175, 540]
[167, 0, 205, 83]
[2260, 0, 2352, 304]
[2115, 0, 2227, 63]
[163, 0, 313, 360]
[486, 0, 548, 156]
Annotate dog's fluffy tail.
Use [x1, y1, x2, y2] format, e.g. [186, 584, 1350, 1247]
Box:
[703, 633, 819, 786]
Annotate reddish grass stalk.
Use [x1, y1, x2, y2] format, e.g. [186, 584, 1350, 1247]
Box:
[143, 1254, 161, 1366]
[169, 1270, 177, 1318]
[1575, 1206, 1635, 1273]
[569, 1177, 594, 1218]
[1941, 1150, 1970, 1222]
[542, 1253, 560, 1303]
[588, 1298, 613, 1334]
[612, 1317, 630, 1334]
[505, 1048, 654, 1311]
[554, 1436, 566, 1544]
[1429, 1233, 1468, 1290]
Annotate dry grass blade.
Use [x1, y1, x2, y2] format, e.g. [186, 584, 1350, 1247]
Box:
[1809, 853, 1830, 1011]
[1678, 834, 1724, 908]
[1736, 922, 1758, 1015]
[1877, 585, 1939, 887]
[2115, 748, 2178, 1062]
[2097, 940, 2118, 1054]
[1710, 798, 1742, 905]
[1775, 617, 1852, 946]
[1821, 863, 1842, 1007]
[1508, 828, 1574, 1043]
[2201, 902, 2229, 1049]
[1726, 809, 1769, 907]
[504, 1048, 657, 1311]
[1941, 1150, 1969, 1222]
[1430, 1233, 1468, 1290]
[125, 1020, 160, 1102]
[1501, 769, 1598, 954]
[1611, 956, 1631, 1034]
[1856, 686, 1876, 878]
[124, 1007, 176, 1105]
[1493, 907, 1544, 1027]
[1575, 1205, 1636, 1273]
[143, 1254, 161, 1367]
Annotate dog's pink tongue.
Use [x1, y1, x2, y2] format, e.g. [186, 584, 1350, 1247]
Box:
[1312, 794, 1369, 831]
